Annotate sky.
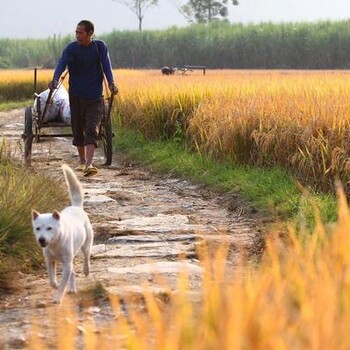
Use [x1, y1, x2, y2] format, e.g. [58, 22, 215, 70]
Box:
[1, 0, 350, 39]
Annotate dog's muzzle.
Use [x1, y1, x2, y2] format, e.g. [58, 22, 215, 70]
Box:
[38, 237, 47, 247]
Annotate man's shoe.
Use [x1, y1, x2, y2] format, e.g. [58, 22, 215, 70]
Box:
[84, 164, 98, 177]
[75, 163, 86, 172]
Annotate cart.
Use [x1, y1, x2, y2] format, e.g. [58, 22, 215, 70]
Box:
[22, 68, 114, 167]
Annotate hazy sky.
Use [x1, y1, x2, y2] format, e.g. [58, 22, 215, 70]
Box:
[1, 0, 350, 39]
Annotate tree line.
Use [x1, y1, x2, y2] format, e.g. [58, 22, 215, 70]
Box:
[1, 20, 350, 70]
[114, 0, 239, 31]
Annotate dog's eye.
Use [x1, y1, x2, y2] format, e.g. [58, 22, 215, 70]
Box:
[47, 227, 52, 231]
[36, 227, 41, 231]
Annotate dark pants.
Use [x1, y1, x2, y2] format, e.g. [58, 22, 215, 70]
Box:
[69, 95, 104, 147]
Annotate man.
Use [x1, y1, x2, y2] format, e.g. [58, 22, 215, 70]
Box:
[49, 19, 118, 177]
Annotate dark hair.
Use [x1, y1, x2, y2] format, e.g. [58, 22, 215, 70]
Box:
[77, 20, 94, 34]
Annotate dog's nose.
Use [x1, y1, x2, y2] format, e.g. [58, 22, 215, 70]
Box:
[38, 237, 46, 247]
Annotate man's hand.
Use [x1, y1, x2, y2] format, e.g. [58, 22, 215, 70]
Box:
[109, 83, 119, 95]
[48, 80, 59, 91]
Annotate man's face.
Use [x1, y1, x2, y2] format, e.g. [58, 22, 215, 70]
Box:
[75, 25, 92, 46]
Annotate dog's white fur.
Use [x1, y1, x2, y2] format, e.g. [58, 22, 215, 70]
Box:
[31, 164, 94, 304]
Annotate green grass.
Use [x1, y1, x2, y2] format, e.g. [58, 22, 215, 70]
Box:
[114, 127, 338, 227]
[0, 99, 32, 112]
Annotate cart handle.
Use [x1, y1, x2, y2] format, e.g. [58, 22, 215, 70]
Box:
[105, 93, 114, 120]
[41, 89, 54, 122]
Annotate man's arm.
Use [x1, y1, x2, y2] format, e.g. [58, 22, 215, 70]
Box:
[99, 42, 118, 95]
[49, 47, 70, 90]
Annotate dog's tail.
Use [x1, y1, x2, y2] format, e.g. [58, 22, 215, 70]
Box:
[61, 164, 84, 207]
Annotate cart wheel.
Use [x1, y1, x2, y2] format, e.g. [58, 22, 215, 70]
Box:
[101, 112, 113, 166]
[23, 106, 33, 166]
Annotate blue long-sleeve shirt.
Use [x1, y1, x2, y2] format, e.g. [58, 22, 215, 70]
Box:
[53, 39, 115, 99]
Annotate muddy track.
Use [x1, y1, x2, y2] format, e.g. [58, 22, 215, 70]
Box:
[0, 108, 265, 348]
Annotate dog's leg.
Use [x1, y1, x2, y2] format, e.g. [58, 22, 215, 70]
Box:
[45, 256, 58, 289]
[54, 261, 72, 304]
[81, 222, 94, 277]
[81, 245, 91, 277]
[67, 269, 76, 294]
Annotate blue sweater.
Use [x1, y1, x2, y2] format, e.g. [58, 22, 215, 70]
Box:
[53, 40, 115, 99]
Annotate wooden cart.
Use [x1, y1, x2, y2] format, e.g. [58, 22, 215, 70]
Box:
[22, 68, 113, 167]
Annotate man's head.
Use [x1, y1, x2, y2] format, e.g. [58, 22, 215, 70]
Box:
[76, 20, 94, 46]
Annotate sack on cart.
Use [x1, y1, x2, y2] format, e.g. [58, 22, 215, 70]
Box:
[33, 85, 71, 124]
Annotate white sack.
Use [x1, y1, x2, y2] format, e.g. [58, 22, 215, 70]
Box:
[54, 84, 69, 100]
[33, 85, 70, 124]
[59, 99, 71, 124]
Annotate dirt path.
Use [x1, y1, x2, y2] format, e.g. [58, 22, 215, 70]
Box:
[0, 108, 264, 348]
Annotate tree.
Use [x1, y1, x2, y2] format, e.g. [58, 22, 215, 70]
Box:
[180, 0, 238, 24]
[113, 0, 158, 31]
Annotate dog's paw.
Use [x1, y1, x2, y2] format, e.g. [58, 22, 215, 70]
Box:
[50, 281, 59, 289]
[53, 290, 64, 304]
[83, 264, 90, 277]
[67, 287, 77, 294]
[53, 296, 62, 304]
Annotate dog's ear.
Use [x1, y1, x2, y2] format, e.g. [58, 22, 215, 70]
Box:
[32, 210, 40, 220]
[52, 211, 61, 220]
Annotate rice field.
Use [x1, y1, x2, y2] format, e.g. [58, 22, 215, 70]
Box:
[2, 68, 350, 193]
[2, 69, 350, 348]
[115, 69, 350, 195]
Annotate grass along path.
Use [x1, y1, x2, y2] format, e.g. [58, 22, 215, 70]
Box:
[114, 127, 338, 229]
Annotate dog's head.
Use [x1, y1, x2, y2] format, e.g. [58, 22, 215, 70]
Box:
[31, 210, 61, 248]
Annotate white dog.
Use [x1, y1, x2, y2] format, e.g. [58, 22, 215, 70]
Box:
[31, 164, 94, 304]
